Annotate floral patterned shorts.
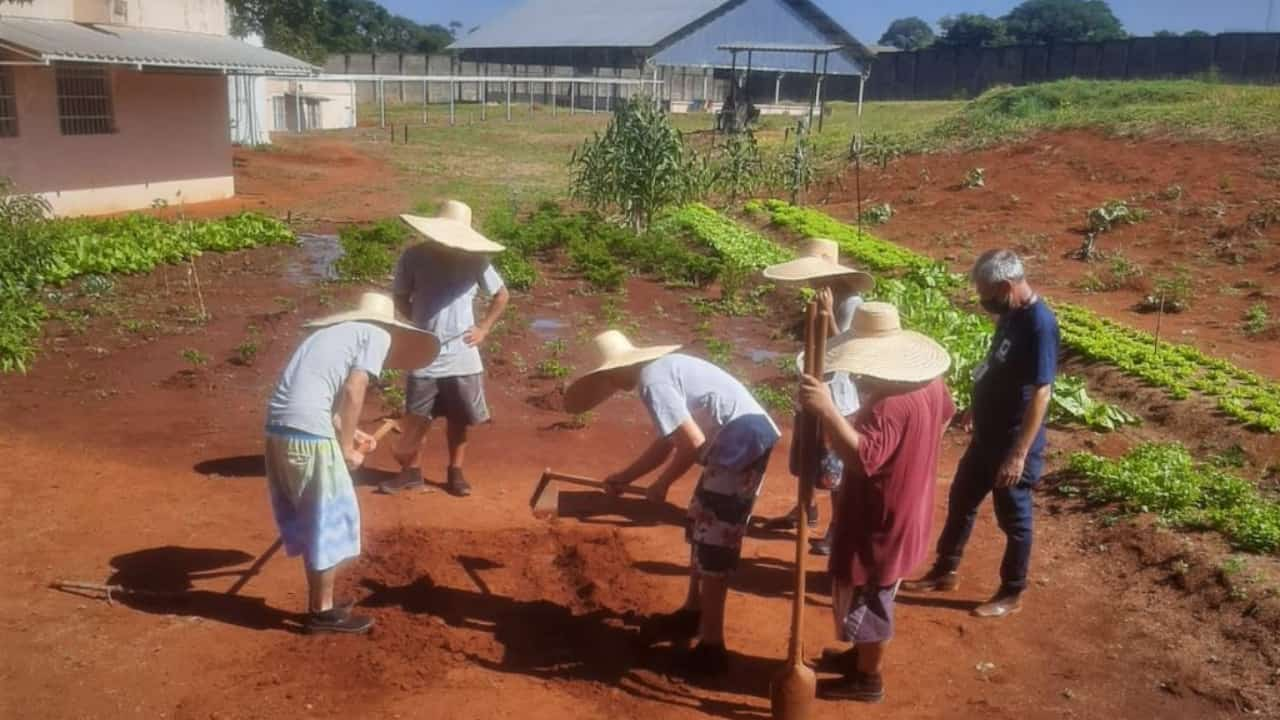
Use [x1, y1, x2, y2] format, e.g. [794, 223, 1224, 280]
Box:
[685, 450, 772, 577]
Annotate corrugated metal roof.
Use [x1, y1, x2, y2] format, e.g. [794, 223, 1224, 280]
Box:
[717, 42, 844, 53]
[0, 17, 315, 74]
[449, 0, 729, 50]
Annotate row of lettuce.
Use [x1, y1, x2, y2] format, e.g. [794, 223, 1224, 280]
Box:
[0, 211, 295, 373]
[748, 199, 1280, 434]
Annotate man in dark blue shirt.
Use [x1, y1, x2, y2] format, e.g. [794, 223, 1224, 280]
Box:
[903, 249, 1059, 618]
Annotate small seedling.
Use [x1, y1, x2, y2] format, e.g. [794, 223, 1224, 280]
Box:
[181, 348, 209, 370]
[859, 203, 894, 225]
[234, 340, 259, 366]
[704, 338, 734, 367]
[1242, 303, 1270, 336]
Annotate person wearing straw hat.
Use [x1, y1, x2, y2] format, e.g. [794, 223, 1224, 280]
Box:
[796, 301, 954, 703]
[760, 238, 874, 556]
[903, 249, 1059, 620]
[564, 331, 781, 675]
[383, 200, 510, 498]
[264, 292, 439, 634]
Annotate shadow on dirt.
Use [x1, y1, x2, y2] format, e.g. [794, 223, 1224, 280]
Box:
[555, 490, 689, 528]
[632, 558, 832, 609]
[71, 546, 303, 632]
[360, 574, 774, 720]
[194, 455, 266, 478]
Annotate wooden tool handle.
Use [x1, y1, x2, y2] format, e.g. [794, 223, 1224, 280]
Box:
[370, 418, 397, 442]
[545, 470, 647, 496]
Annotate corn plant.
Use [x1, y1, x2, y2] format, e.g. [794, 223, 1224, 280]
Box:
[570, 98, 702, 231]
[714, 129, 765, 205]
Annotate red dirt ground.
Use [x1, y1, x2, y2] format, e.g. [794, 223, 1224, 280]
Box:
[3, 131, 1278, 720]
[819, 130, 1280, 380]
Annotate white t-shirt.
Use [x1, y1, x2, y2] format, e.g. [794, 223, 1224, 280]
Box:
[638, 354, 781, 469]
[266, 322, 391, 438]
[829, 294, 863, 417]
[393, 243, 504, 379]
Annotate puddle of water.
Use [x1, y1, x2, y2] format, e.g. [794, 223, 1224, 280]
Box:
[746, 348, 783, 364]
[285, 233, 342, 285]
[531, 318, 568, 336]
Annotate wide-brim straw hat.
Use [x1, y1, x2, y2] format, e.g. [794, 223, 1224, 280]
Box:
[800, 301, 950, 384]
[564, 331, 681, 414]
[400, 200, 506, 254]
[305, 292, 441, 371]
[763, 238, 874, 293]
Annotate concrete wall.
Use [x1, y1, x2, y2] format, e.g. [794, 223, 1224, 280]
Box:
[263, 78, 356, 132]
[864, 33, 1280, 101]
[0, 66, 234, 215]
[3, 0, 228, 35]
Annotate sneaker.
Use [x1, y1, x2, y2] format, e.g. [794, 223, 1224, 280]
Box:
[972, 590, 1022, 619]
[901, 566, 960, 593]
[680, 642, 730, 676]
[376, 467, 425, 495]
[305, 608, 374, 635]
[817, 671, 884, 703]
[446, 467, 471, 497]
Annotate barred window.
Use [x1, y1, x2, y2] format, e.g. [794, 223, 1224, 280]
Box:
[56, 65, 115, 135]
[0, 68, 16, 138]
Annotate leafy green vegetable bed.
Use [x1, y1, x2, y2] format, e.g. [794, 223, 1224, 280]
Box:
[752, 199, 1279, 434]
[1068, 443, 1280, 554]
[1, 212, 294, 373]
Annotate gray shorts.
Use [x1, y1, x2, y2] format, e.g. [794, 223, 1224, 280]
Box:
[832, 580, 900, 644]
[406, 374, 490, 425]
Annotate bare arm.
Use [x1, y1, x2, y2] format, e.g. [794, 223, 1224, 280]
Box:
[997, 383, 1051, 488]
[332, 369, 371, 468]
[466, 287, 511, 346]
[799, 373, 864, 472]
[645, 420, 707, 502]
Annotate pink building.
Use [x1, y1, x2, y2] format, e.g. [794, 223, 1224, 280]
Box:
[0, 1, 313, 216]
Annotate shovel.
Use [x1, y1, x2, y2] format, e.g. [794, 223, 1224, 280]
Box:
[770, 301, 828, 720]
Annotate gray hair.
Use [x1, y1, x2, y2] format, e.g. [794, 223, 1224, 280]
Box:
[971, 249, 1025, 285]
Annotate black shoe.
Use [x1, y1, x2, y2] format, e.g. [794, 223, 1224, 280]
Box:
[643, 608, 701, 642]
[817, 671, 884, 703]
[680, 642, 730, 676]
[376, 467, 425, 495]
[446, 467, 471, 497]
[762, 505, 819, 531]
[809, 536, 831, 556]
[815, 646, 857, 674]
[305, 608, 374, 635]
[901, 565, 960, 593]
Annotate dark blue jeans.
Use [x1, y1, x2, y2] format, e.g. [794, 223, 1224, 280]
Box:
[934, 443, 1043, 594]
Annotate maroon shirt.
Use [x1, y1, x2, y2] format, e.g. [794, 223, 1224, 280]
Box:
[829, 378, 955, 586]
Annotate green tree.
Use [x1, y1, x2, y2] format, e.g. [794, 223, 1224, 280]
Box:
[1183, 30, 1212, 38]
[1002, 0, 1126, 44]
[936, 14, 1010, 47]
[228, 0, 327, 62]
[879, 17, 936, 51]
[1153, 29, 1179, 38]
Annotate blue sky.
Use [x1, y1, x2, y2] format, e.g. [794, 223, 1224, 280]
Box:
[384, 1, 1275, 38]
